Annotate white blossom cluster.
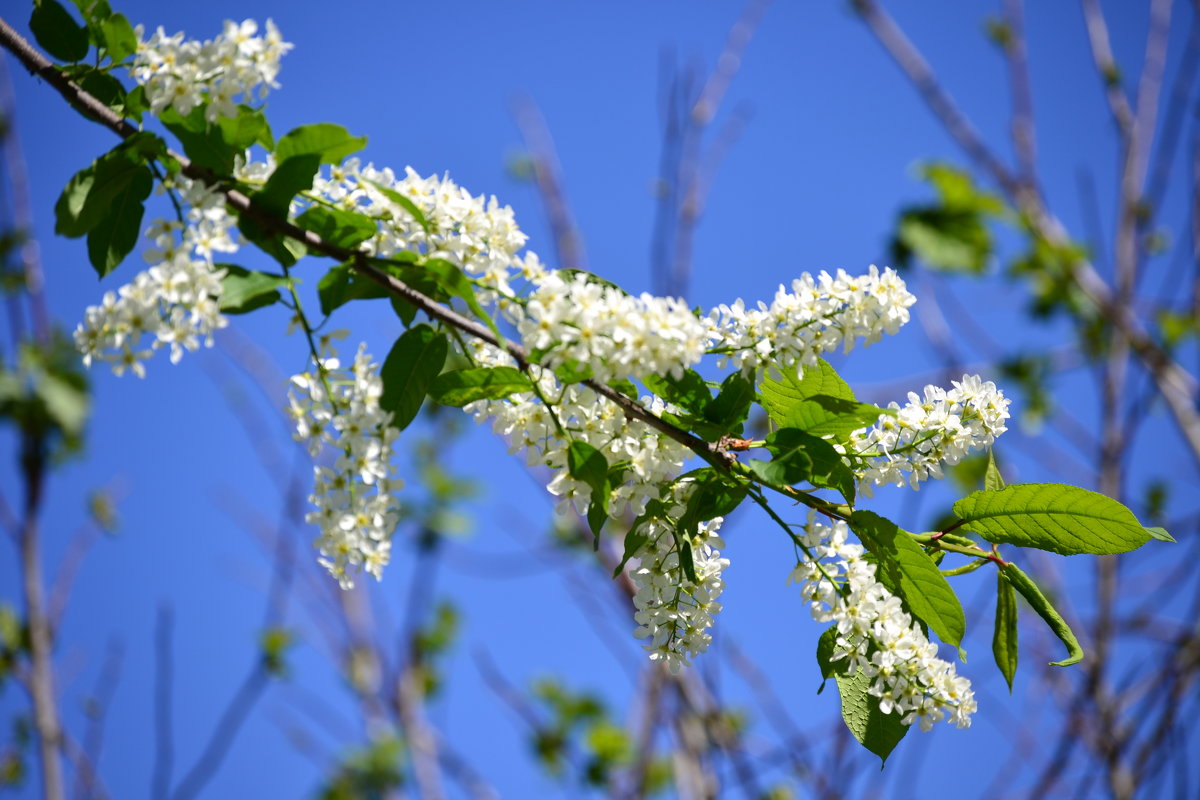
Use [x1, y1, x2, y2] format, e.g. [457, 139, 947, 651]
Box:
[74, 177, 236, 377]
[309, 160, 537, 304]
[711, 266, 915, 379]
[518, 272, 714, 383]
[463, 339, 693, 519]
[792, 517, 976, 731]
[848, 374, 1011, 493]
[288, 342, 401, 588]
[130, 19, 292, 121]
[630, 482, 729, 672]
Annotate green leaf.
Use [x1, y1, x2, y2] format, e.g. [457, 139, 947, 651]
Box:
[999, 563, 1083, 667]
[1144, 526, 1175, 542]
[54, 141, 153, 238]
[296, 206, 378, 249]
[992, 567, 1018, 692]
[677, 537, 697, 584]
[217, 106, 273, 151]
[567, 441, 610, 541]
[815, 625, 849, 685]
[849, 510, 965, 648]
[317, 264, 389, 315]
[429, 366, 533, 406]
[760, 358, 867, 436]
[275, 123, 366, 165]
[98, 12, 136, 61]
[30, 0, 89, 62]
[835, 669, 908, 765]
[379, 324, 448, 431]
[642, 369, 710, 416]
[553, 359, 594, 384]
[984, 448, 1005, 491]
[364, 179, 432, 235]
[77, 70, 128, 115]
[160, 106, 238, 174]
[704, 373, 754, 433]
[237, 155, 321, 266]
[421, 258, 500, 341]
[85, 163, 151, 276]
[218, 265, 288, 314]
[609, 379, 639, 400]
[750, 427, 856, 503]
[953, 483, 1153, 556]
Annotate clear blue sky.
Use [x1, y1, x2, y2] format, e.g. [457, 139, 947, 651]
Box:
[2, 1, 1195, 797]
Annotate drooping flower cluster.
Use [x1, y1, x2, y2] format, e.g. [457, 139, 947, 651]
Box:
[288, 342, 401, 588]
[711, 266, 916, 379]
[462, 339, 691, 519]
[518, 272, 714, 383]
[848, 374, 1011, 493]
[630, 481, 729, 672]
[130, 19, 292, 121]
[74, 177, 236, 377]
[791, 517, 976, 731]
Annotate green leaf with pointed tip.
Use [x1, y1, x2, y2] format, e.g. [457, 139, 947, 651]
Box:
[704, 373, 754, 433]
[677, 537, 697, 584]
[275, 123, 366, 165]
[364, 179, 432, 235]
[1144, 526, 1175, 542]
[55, 141, 154, 239]
[99, 12, 135, 61]
[295, 206, 378, 249]
[954, 483, 1152, 555]
[815, 625, 849, 684]
[642, 369, 710, 416]
[380, 324, 448, 431]
[613, 498, 667, 577]
[567, 441, 609, 542]
[317, 264, 389, 315]
[429, 367, 532, 406]
[750, 427, 856, 503]
[993, 567, 1018, 692]
[85, 163, 151, 276]
[218, 265, 288, 314]
[984, 449, 1005, 491]
[31, 0, 89, 62]
[609, 379, 639, 400]
[999, 563, 1082, 667]
[760, 357, 855, 427]
[850, 511, 965, 648]
[159, 106, 239, 174]
[420, 258, 501, 342]
[218, 106, 273, 151]
[835, 669, 908, 765]
[558, 268, 628, 295]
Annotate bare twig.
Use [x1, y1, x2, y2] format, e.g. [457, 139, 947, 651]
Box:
[74, 638, 123, 800]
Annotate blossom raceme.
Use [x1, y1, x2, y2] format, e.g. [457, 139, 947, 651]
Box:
[847, 374, 1011, 493]
[74, 176, 236, 377]
[711, 265, 916, 379]
[791, 517, 976, 731]
[630, 481, 729, 673]
[130, 19, 292, 121]
[287, 342, 402, 588]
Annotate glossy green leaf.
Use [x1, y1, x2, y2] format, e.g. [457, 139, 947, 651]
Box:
[992, 567, 1018, 692]
[758, 357, 854, 429]
[815, 625, 849, 685]
[954, 483, 1153, 556]
[642, 369, 710, 416]
[317, 264, 389, 315]
[429, 366, 532, 406]
[31, 0, 89, 62]
[54, 142, 152, 238]
[850, 510, 965, 647]
[379, 324, 448, 431]
[160, 106, 239, 174]
[421, 258, 500, 341]
[364, 179, 432, 234]
[218, 265, 288, 314]
[85, 162, 151, 276]
[984, 448, 1005, 491]
[835, 669, 909, 765]
[77, 70, 127, 115]
[99, 12, 136, 61]
[1144, 526, 1175, 542]
[750, 427, 856, 503]
[567, 440, 609, 541]
[217, 106, 273, 151]
[999, 563, 1083, 667]
[275, 123, 366, 165]
[704, 372, 754, 433]
[296, 206, 378, 249]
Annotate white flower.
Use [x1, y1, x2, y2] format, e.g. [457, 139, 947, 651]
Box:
[289, 343, 402, 588]
[711, 265, 915, 379]
[790, 517, 976, 730]
[847, 375, 1011, 494]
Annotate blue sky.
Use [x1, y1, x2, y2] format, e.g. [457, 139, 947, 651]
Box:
[3, 1, 1196, 797]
